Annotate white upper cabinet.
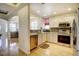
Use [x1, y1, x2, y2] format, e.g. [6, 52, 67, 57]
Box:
[30, 16, 42, 30]
[50, 13, 75, 27]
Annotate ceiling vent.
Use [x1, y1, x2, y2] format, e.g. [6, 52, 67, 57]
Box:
[12, 3, 18, 5]
[41, 3, 45, 4]
[0, 9, 8, 15]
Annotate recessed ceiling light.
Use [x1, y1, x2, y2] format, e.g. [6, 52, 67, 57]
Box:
[37, 10, 40, 13]
[41, 3, 45, 4]
[68, 8, 72, 11]
[53, 12, 56, 14]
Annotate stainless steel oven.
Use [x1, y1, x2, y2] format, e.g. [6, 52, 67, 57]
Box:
[58, 22, 71, 44]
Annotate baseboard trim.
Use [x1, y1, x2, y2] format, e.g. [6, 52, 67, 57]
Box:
[18, 48, 27, 56]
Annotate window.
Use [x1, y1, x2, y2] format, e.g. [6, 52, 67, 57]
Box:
[44, 25, 49, 29]
[43, 17, 50, 29]
[30, 21, 38, 30]
[9, 23, 17, 32]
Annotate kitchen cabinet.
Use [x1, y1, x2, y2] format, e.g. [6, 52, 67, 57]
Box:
[30, 35, 38, 50]
[48, 32, 58, 43]
[38, 32, 58, 44]
[38, 33, 43, 45]
[42, 32, 48, 42]
[38, 32, 50, 45]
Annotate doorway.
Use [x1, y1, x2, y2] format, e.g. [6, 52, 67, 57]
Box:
[8, 16, 19, 55]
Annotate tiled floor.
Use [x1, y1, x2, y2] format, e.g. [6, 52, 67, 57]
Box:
[30, 42, 76, 56]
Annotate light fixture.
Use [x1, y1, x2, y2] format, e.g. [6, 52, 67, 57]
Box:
[41, 3, 45, 4]
[37, 10, 40, 14]
[53, 12, 56, 14]
[68, 8, 72, 11]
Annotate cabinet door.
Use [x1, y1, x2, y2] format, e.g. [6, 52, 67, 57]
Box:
[30, 35, 38, 50]
[38, 33, 43, 45]
[48, 32, 58, 43]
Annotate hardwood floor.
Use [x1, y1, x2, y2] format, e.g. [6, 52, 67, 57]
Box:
[0, 38, 18, 56]
[30, 42, 76, 56]
[0, 38, 76, 56]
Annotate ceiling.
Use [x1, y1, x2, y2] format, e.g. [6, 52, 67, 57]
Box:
[0, 3, 79, 20]
[0, 3, 26, 20]
[30, 3, 79, 18]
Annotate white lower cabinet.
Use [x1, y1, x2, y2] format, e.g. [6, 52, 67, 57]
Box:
[38, 32, 45, 45]
[47, 32, 58, 43]
[38, 32, 58, 45]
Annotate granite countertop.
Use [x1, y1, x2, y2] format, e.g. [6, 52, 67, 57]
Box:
[30, 30, 41, 35]
[30, 33, 38, 35]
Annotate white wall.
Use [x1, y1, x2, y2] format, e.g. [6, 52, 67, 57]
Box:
[18, 5, 30, 54]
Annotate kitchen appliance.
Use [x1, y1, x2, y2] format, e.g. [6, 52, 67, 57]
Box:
[58, 22, 71, 36]
[73, 8, 79, 50]
[59, 22, 70, 27]
[58, 35, 70, 44]
[58, 22, 71, 44]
